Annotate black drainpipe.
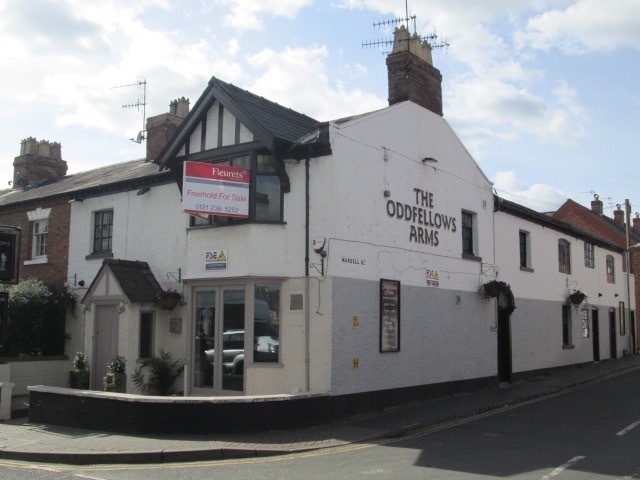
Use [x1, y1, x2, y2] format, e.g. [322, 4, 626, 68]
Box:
[305, 156, 310, 276]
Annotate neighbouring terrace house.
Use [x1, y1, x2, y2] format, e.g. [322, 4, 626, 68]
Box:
[554, 196, 640, 350]
[494, 197, 634, 383]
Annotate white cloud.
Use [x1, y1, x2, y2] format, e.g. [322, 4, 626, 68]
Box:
[215, 0, 314, 31]
[246, 45, 384, 120]
[447, 76, 586, 148]
[493, 170, 567, 211]
[516, 0, 640, 53]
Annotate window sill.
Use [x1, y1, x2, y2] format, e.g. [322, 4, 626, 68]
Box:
[562, 344, 575, 350]
[24, 257, 48, 265]
[85, 252, 113, 260]
[462, 253, 482, 262]
[520, 266, 534, 273]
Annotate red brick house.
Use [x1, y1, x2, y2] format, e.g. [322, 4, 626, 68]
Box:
[554, 195, 640, 352]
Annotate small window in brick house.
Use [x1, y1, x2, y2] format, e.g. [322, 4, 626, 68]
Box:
[25, 207, 51, 265]
[33, 220, 48, 258]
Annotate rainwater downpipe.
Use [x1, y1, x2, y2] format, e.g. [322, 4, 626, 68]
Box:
[304, 156, 311, 391]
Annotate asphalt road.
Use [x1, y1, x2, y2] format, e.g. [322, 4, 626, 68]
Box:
[1, 369, 639, 479]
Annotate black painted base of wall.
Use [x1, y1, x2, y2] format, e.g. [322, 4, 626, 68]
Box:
[510, 360, 594, 383]
[29, 376, 496, 435]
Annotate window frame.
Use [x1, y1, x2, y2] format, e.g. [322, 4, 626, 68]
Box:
[606, 255, 615, 284]
[584, 242, 595, 269]
[92, 209, 114, 255]
[32, 219, 48, 259]
[562, 304, 573, 348]
[519, 230, 533, 271]
[461, 210, 480, 261]
[253, 283, 281, 364]
[558, 239, 571, 274]
[25, 207, 51, 265]
[189, 151, 284, 228]
[139, 310, 155, 360]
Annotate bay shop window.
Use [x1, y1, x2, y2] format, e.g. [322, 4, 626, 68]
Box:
[189, 152, 283, 227]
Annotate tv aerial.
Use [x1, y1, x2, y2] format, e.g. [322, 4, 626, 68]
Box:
[111, 78, 147, 144]
[362, 0, 449, 53]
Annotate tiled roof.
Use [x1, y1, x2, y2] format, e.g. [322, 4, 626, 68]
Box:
[495, 196, 625, 252]
[0, 159, 170, 208]
[211, 77, 320, 144]
[103, 258, 162, 304]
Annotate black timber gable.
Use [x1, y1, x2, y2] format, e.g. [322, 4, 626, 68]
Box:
[154, 76, 330, 193]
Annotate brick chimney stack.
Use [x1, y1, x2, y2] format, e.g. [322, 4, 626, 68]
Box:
[613, 205, 625, 225]
[13, 138, 67, 189]
[633, 213, 640, 232]
[591, 194, 603, 215]
[386, 25, 443, 116]
[146, 97, 190, 162]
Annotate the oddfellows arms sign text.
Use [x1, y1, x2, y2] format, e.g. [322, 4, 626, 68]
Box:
[386, 187, 457, 246]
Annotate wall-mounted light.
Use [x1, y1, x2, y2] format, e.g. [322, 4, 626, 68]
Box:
[384, 190, 391, 198]
[615, 294, 619, 298]
[422, 157, 438, 163]
[116, 303, 125, 313]
[136, 186, 150, 195]
[598, 293, 602, 297]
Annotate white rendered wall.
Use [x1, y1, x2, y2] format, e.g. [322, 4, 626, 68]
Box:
[312, 102, 498, 395]
[494, 210, 634, 373]
[68, 182, 189, 381]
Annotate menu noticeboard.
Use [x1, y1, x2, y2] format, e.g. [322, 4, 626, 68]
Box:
[380, 279, 400, 352]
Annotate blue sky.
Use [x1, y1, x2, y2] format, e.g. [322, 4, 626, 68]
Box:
[1, 0, 638, 215]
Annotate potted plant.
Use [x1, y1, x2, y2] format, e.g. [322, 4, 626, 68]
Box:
[568, 290, 587, 306]
[68, 351, 90, 389]
[482, 280, 510, 298]
[155, 288, 182, 310]
[131, 350, 185, 396]
[103, 355, 126, 393]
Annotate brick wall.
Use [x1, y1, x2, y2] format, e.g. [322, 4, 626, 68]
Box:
[0, 199, 70, 289]
[386, 50, 443, 116]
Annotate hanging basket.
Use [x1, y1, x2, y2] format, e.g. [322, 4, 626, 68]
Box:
[482, 280, 510, 299]
[157, 297, 179, 310]
[568, 290, 586, 306]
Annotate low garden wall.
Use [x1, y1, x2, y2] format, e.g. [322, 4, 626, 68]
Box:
[28, 387, 332, 434]
[28, 375, 495, 434]
[1, 356, 69, 395]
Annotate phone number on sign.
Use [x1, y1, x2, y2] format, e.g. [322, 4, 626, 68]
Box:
[193, 204, 239, 214]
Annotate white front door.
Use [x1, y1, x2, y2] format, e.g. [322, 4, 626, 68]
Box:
[92, 305, 119, 390]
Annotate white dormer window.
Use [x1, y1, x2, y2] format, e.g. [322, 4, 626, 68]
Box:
[25, 207, 51, 265]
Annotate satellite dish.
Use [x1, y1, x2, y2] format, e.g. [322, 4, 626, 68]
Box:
[136, 131, 143, 143]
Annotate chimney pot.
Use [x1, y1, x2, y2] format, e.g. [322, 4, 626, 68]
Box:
[591, 194, 603, 215]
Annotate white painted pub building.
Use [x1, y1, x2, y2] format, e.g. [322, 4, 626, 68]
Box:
[65, 27, 634, 403]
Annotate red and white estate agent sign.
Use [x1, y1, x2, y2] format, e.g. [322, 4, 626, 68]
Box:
[183, 161, 250, 218]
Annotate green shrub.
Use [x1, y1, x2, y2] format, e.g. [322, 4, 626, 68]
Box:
[0, 279, 71, 357]
[131, 350, 185, 396]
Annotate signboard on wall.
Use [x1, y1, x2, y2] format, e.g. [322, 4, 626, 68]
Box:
[380, 279, 400, 352]
[183, 161, 250, 218]
[0, 293, 6, 354]
[0, 226, 21, 284]
[205, 249, 228, 271]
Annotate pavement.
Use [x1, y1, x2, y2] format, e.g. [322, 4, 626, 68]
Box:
[1, 355, 639, 465]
